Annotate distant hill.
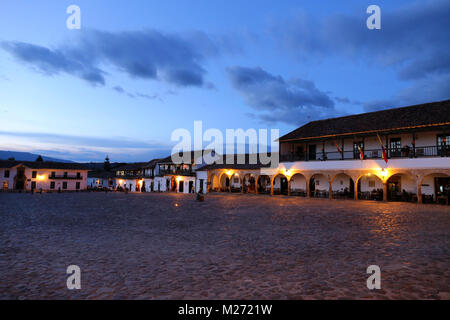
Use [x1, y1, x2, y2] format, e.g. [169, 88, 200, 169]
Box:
[0, 150, 74, 163]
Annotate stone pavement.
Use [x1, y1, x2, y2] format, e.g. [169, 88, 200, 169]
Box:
[0, 192, 448, 299]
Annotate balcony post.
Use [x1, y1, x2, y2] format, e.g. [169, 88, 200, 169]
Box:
[341, 138, 345, 160]
[412, 132, 416, 158]
[305, 143, 309, 161]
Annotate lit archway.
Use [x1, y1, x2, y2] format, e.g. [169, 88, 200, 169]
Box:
[219, 173, 230, 192]
[271, 173, 288, 195]
[309, 173, 328, 198]
[243, 174, 256, 193]
[419, 172, 450, 204]
[331, 173, 354, 199]
[356, 173, 384, 201]
[386, 172, 417, 202]
[257, 175, 271, 194]
[289, 173, 307, 197]
[230, 173, 242, 193]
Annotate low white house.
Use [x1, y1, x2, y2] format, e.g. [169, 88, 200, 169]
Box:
[0, 160, 89, 191]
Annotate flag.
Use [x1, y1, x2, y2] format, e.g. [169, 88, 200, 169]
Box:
[357, 145, 364, 160]
[334, 140, 342, 154]
[377, 133, 388, 164]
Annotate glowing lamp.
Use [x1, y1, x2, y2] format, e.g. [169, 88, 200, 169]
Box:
[379, 168, 388, 179]
[37, 175, 45, 181]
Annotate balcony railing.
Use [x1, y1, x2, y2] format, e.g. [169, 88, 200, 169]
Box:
[280, 145, 449, 162]
[158, 169, 195, 176]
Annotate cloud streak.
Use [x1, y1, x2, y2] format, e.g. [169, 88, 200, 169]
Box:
[272, 0, 450, 110]
[2, 29, 232, 88]
[0, 130, 172, 162]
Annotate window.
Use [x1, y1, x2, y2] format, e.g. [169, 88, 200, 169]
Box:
[390, 138, 401, 157]
[437, 134, 450, 146]
[76, 182, 80, 190]
[4, 170, 10, 178]
[51, 172, 55, 178]
[32, 171, 37, 178]
[31, 181, 36, 189]
[308, 145, 316, 160]
[353, 142, 364, 159]
[77, 172, 81, 179]
[64, 172, 68, 178]
[437, 134, 450, 156]
[3, 181, 8, 190]
[233, 178, 239, 183]
[63, 182, 68, 189]
[369, 180, 376, 188]
[50, 182, 55, 189]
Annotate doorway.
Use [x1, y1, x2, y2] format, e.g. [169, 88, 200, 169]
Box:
[179, 180, 184, 193]
[14, 167, 26, 190]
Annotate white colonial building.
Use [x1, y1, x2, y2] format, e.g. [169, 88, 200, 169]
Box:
[202, 100, 450, 204]
[0, 160, 89, 191]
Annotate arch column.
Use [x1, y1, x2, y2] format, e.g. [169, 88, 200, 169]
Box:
[255, 175, 259, 195]
[270, 176, 274, 196]
[383, 182, 388, 202]
[354, 179, 359, 200]
[329, 181, 333, 200]
[417, 183, 423, 204]
[305, 177, 311, 198]
[287, 179, 291, 196]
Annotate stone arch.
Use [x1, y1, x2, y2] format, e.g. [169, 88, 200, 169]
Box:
[330, 173, 355, 199]
[243, 173, 256, 193]
[271, 173, 289, 195]
[309, 173, 329, 198]
[218, 172, 230, 192]
[386, 171, 418, 202]
[418, 172, 450, 204]
[289, 173, 307, 197]
[356, 173, 384, 201]
[256, 174, 271, 194]
[229, 172, 243, 192]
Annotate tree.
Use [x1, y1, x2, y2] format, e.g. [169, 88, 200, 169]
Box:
[36, 155, 44, 162]
[104, 155, 111, 171]
[7, 157, 15, 161]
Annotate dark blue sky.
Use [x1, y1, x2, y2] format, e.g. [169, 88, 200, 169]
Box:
[0, 0, 448, 161]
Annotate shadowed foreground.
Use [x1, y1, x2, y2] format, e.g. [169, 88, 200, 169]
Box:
[0, 192, 449, 300]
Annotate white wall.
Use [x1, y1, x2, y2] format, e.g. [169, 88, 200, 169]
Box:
[331, 174, 351, 192]
[0, 166, 88, 191]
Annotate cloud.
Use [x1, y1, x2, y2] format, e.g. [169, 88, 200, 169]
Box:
[0, 130, 172, 162]
[2, 29, 231, 88]
[112, 85, 160, 100]
[274, 0, 450, 80]
[364, 74, 450, 111]
[227, 66, 336, 125]
[271, 0, 450, 112]
[2, 41, 106, 85]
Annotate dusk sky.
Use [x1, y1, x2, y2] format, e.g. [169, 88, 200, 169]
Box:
[0, 0, 448, 162]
